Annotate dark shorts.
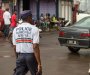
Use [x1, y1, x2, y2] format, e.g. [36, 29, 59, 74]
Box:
[3, 25, 10, 37]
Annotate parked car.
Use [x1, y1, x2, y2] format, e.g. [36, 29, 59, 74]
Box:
[58, 16, 90, 53]
[77, 13, 90, 22]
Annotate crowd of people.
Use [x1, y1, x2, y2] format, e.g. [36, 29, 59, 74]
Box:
[0, 7, 42, 75]
[0, 6, 17, 42]
[0, 5, 70, 75]
[38, 13, 66, 32]
[0, 6, 69, 75]
[0, 6, 68, 42]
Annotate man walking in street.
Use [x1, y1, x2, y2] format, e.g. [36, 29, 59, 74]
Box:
[12, 10, 42, 75]
[3, 8, 11, 39]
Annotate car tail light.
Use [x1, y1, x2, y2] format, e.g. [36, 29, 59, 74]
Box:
[59, 31, 64, 37]
[80, 33, 90, 37]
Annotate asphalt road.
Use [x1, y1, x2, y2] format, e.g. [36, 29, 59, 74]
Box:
[0, 31, 90, 75]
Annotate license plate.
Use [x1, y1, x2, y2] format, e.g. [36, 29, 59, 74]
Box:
[68, 40, 77, 44]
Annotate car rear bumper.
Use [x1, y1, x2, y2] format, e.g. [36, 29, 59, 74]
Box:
[58, 37, 90, 48]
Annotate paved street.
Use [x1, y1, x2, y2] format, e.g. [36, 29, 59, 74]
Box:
[0, 31, 90, 75]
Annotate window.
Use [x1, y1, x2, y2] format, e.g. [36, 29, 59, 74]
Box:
[74, 17, 90, 27]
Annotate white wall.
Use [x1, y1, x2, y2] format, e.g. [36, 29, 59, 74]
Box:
[2, 3, 9, 11]
[59, 0, 72, 22]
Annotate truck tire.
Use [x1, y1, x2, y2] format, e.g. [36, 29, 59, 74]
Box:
[68, 46, 80, 53]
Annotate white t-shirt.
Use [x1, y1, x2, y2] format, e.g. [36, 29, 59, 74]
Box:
[3, 11, 11, 25]
[12, 22, 39, 53]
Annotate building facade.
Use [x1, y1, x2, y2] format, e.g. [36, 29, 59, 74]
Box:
[79, 0, 90, 13]
[17, 0, 73, 21]
[0, 0, 16, 14]
[17, 0, 59, 20]
[59, 0, 73, 22]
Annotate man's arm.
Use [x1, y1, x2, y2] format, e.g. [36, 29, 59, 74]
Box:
[13, 45, 18, 58]
[12, 29, 17, 58]
[33, 27, 42, 73]
[33, 44, 42, 73]
[33, 44, 41, 65]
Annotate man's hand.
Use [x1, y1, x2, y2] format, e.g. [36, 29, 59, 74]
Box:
[36, 65, 42, 75]
[38, 65, 42, 72]
[0, 22, 1, 27]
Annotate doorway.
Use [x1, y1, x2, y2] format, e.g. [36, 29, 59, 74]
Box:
[23, 0, 30, 10]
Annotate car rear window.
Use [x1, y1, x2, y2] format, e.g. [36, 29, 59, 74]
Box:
[74, 17, 90, 27]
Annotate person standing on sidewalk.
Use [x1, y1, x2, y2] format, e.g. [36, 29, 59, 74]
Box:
[8, 11, 17, 44]
[12, 10, 42, 75]
[3, 8, 11, 39]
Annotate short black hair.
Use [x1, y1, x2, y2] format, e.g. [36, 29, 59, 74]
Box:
[6, 8, 9, 11]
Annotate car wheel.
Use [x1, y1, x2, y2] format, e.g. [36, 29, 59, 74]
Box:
[68, 47, 80, 53]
